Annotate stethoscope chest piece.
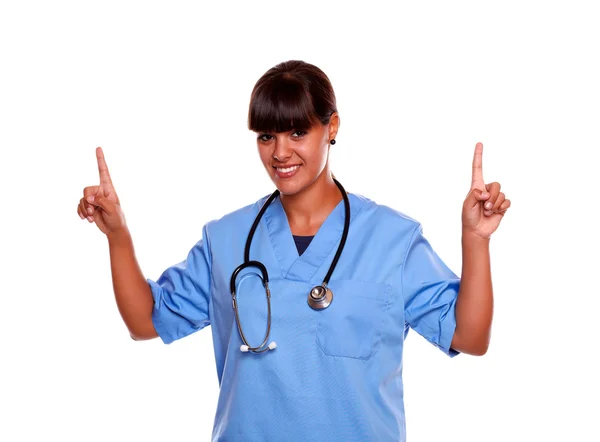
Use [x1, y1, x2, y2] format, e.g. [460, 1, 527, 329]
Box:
[308, 285, 333, 310]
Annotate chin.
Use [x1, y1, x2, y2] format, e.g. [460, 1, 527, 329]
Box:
[271, 177, 306, 196]
[274, 182, 302, 196]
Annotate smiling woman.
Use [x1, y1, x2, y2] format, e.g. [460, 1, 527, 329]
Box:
[79, 59, 510, 442]
[249, 60, 340, 202]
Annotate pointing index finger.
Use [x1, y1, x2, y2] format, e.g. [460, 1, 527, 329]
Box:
[471, 142, 484, 190]
[96, 146, 113, 186]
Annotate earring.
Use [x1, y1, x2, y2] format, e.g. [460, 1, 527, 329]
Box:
[330, 139, 336, 145]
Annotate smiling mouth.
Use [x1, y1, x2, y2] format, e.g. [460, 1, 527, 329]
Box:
[273, 164, 301, 178]
[275, 165, 300, 173]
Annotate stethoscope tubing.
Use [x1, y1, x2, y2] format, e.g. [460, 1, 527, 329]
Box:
[230, 178, 350, 354]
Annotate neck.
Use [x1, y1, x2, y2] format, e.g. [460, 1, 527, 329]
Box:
[280, 171, 342, 236]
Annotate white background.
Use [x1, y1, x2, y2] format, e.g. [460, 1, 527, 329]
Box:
[1, 1, 598, 441]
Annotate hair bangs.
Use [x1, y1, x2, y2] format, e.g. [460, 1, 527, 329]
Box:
[248, 77, 319, 133]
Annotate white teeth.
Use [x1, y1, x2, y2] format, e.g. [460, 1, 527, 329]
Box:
[277, 165, 299, 173]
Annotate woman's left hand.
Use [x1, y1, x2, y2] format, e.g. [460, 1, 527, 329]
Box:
[462, 142, 511, 240]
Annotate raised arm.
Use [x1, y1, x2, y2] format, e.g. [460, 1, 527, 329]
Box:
[451, 142, 511, 355]
[77, 147, 157, 340]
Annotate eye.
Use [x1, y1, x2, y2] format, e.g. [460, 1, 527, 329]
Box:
[257, 133, 273, 142]
[291, 130, 307, 138]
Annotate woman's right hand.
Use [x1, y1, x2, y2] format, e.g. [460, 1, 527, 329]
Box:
[77, 147, 128, 236]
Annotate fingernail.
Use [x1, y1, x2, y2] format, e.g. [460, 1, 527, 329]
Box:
[485, 202, 493, 209]
[87, 216, 93, 222]
[482, 192, 489, 198]
[87, 196, 95, 203]
[87, 207, 93, 215]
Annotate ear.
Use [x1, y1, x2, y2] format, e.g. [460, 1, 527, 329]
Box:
[328, 112, 340, 141]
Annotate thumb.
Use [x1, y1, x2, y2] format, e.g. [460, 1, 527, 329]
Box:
[86, 194, 115, 215]
[465, 188, 489, 209]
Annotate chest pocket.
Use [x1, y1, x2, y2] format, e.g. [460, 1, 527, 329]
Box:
[316, 279, 392, 360]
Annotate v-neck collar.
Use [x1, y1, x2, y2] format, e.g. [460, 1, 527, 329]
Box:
[262, 192, 364, 284]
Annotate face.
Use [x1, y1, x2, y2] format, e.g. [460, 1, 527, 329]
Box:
[255, 113, 339, 196]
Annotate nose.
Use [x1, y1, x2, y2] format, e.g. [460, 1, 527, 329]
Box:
[272, 135, 292, 162]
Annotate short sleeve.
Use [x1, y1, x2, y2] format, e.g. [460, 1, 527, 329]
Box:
[147, 225, 212, 344]
[402, 223, 460, 357]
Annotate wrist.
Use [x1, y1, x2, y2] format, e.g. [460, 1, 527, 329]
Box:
[107, 227, 132, 244]
[462, 228, 491, 244]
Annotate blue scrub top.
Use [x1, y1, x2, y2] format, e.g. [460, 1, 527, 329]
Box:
[147, 192, 460, 442]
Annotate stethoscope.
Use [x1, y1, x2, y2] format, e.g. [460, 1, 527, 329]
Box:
[229, 178, 350, 354]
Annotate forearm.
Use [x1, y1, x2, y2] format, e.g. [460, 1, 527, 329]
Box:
[452, 229, 493, 355]
[107, 228, 157, 340]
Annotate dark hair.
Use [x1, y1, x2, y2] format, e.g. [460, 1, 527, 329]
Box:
[248, 60, 338, 133]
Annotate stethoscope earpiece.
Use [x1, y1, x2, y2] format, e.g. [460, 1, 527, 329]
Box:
[240, 341, 276, 353]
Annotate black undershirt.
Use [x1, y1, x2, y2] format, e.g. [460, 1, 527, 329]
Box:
[292, 235, 314, 256]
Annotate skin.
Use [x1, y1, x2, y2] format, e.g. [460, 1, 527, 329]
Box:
[254, 113, 341, 236]
[450, 142, 511, 355]
[77, 148, 156, 340]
